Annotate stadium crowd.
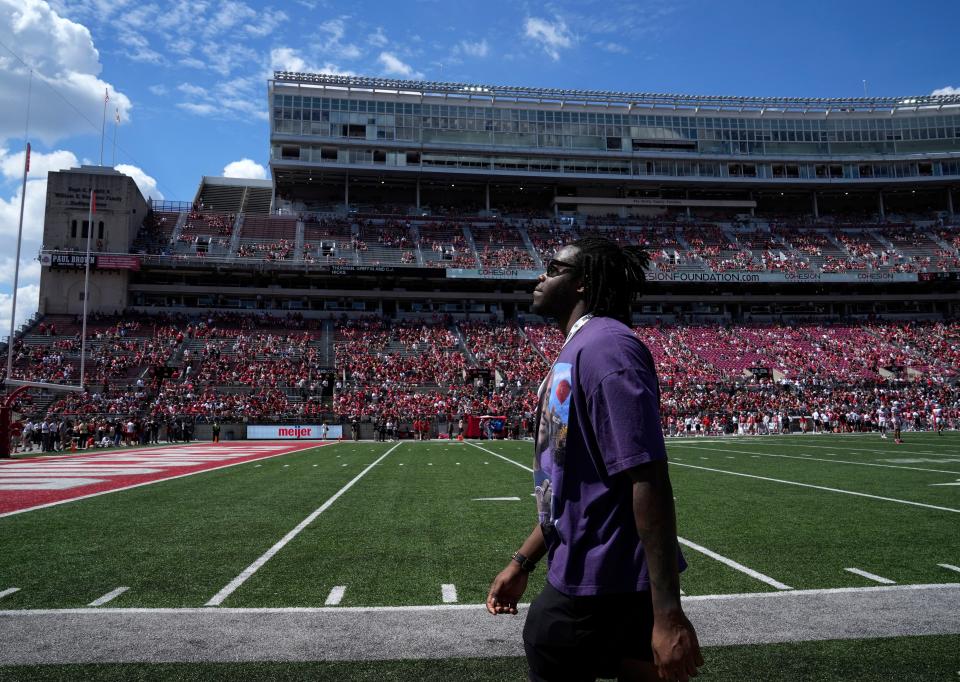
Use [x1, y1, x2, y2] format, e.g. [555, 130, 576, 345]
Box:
[3, 309, 956, 440]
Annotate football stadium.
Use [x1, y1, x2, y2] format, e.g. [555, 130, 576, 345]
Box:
[1, 71, 959, 680]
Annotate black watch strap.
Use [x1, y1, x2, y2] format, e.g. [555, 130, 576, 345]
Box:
[512, 551, 537, 573]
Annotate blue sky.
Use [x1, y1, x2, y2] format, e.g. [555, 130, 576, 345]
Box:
[1, 0, 959, 330]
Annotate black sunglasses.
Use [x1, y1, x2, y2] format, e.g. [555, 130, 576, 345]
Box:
[545, 258, 579, 277]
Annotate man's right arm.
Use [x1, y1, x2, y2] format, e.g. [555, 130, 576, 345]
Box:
[486, 523, 546, 615]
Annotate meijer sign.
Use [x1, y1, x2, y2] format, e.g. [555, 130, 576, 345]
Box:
[248, 425, 342, 440]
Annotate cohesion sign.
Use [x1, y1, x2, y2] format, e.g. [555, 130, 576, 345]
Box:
[247, 424, 342, 440]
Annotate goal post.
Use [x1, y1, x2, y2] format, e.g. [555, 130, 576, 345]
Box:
[0, 380, 84, 458]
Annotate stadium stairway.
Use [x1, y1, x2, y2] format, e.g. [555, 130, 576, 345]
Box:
[229, 215, 244, 256]
[517, 226, 544, 269]
[518, 323, 549, 365]
[294, 220, 305, 260]
[318, 322, 335, 369]
[411, 223, 426, 265]
[451, 324, 477, 365]
[461, 227, 483, 269]
[169, 211, 189, 245]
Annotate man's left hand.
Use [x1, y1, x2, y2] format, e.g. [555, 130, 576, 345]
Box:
[651, 609, 703, 681]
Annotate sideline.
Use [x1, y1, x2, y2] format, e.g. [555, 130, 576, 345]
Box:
[1, 583, 957, 664]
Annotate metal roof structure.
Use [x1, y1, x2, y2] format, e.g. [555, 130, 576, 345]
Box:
[273, 72, 960, 114]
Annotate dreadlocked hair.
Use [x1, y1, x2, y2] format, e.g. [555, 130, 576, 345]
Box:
[570, 236, 650, 326]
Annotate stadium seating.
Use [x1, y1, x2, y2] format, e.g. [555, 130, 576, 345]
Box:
[122, 204, 960, 278]
[6, 312, 958, 432]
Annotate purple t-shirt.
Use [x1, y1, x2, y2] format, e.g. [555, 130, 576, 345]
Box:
[533, 316, 685, 596]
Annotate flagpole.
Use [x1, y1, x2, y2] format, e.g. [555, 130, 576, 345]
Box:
[79, 186, 94, 389]
[6, 144, 30, 383]
[6, 69, 32, 384]
[99, 88, 108, 166]
[112, 109, 119, 167]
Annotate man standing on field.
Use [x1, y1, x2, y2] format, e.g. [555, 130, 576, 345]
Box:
[487, 238, 702, 682]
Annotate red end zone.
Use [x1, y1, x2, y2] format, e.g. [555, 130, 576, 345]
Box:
[0, 441, 335, 517]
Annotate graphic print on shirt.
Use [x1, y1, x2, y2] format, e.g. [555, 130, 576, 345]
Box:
[534, 362, 572, 527]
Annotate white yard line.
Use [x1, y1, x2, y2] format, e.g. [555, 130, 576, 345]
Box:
[324, 586, 346, 606]
[760, 440, 960, 458]
[938, 563, 960, 574]
[465, 442, 533, 472]
[88, 587, 129, 606]
[0, 588, 19, 599]
[669, 462, 960, 514]
[2, 582, 957, 616]
[0, 442, 335, 519]
[673, 443, 960, 475]
[205, 442, 401, 607]
[678, 537, 792, 590]
[844, 568, 896, 585]
[472, 497, 521, 501]
[441, 584, 458, 603]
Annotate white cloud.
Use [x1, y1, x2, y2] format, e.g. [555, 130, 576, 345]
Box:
[0, 168, 53, 329]
[0, 177, 47, 243]
[0, 258, 41, 287]
[0, 284, 42, 338]
[223, 158, 266, 179]
[178, 82, 208, 97]
[245, 7, 287, 37]
[524, 16, 573, 61]
[0, 0, 133, 145]
[313, 17, 362, 61]
[378, 52, 423, 79]
[179, 56, 207, 69]
[598, 41, 629, 54]
[459, 39, 489, 58]
[177, 102, 218, 116]
[118, 28, 164, 64]
[0, 147, 78, 181]
[148, 84, 168, 96]
[270, 47, 356, 77]
[115, 163, 164, 201]
[932, 86, 960, 96]
[270, 46, 319, 73]
[369, 27, 388, 47]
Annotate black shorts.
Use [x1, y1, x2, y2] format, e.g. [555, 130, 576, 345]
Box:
[523, 582, 654, 682]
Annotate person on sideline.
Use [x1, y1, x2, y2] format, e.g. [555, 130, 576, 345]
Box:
[487, 238, 702, 682]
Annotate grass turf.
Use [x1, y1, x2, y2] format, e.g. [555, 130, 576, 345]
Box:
[0, 433, 957, 606]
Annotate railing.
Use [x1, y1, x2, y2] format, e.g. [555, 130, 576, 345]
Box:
[150, 199, 193, 213]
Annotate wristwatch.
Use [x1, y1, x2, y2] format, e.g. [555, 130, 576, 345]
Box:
[511, 551, 537, 573]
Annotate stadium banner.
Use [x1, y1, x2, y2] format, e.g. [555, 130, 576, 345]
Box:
[97, 255, 141, 271]
[247, 424, 343, 440]
[446, 268, 541, 280]
[647, 271, 919, 284]
[41, 252, 95, 268]
[327, 264, 438, 278]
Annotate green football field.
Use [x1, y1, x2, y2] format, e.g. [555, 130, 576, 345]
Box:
[1, 432, 958, 679]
